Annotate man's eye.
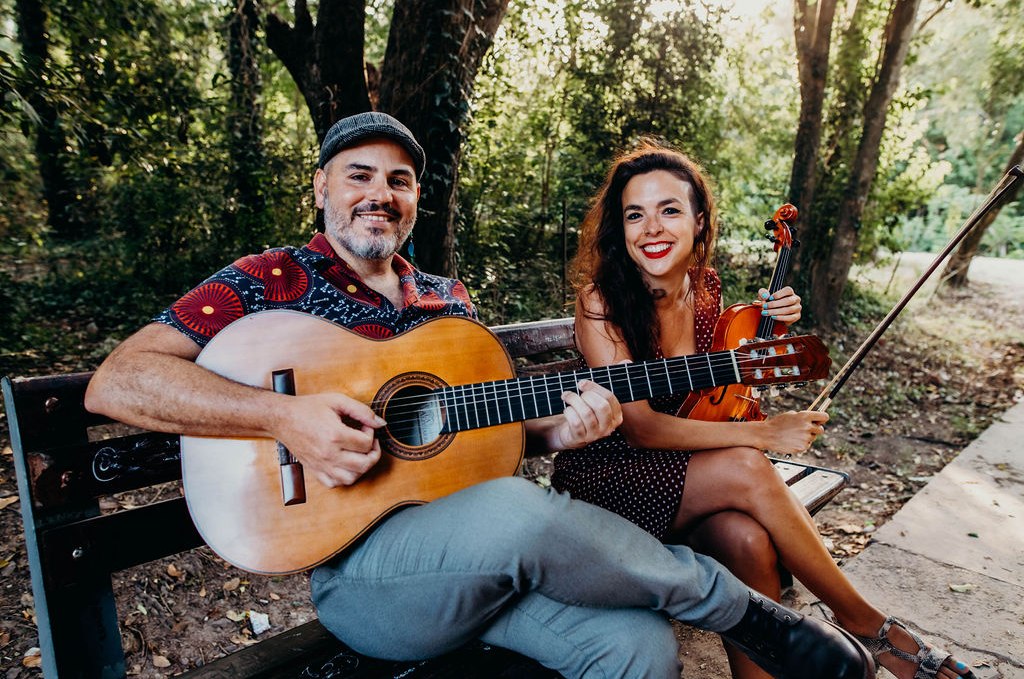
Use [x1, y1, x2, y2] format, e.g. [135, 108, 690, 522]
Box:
[390, 178, 409, 187]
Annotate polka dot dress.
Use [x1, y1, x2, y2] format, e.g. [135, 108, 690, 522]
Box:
[552, 269, 722, 540]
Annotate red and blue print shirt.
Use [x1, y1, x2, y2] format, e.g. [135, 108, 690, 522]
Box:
[155, 233, 477, 345]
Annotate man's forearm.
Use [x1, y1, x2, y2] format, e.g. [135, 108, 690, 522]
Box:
[84, 324, 283, 438]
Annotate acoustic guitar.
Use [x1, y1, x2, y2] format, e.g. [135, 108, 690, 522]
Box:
[181, 310, 830, 574]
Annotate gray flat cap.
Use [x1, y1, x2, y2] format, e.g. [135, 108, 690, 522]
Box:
[318, 112, 426, 178]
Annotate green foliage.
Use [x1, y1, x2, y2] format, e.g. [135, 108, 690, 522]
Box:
[458, 0, 727, 323]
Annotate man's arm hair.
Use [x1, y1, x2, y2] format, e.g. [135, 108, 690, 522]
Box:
[84, 322, 285, 438]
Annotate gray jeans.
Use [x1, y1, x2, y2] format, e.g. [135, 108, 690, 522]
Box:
[311, 477, 749, 678]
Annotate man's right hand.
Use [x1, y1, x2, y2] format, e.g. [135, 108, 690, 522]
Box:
[272, 392, 387, 488]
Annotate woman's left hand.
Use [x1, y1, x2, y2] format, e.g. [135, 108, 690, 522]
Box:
[756, 286, 802, 324]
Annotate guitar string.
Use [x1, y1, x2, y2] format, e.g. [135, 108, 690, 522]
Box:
[374, 346, 815, 410]
[378, 348, 817, 437]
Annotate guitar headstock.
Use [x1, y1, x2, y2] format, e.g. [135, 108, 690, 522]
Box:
[734, 334, 830, 386]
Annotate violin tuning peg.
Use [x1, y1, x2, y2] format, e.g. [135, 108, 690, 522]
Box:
[766, 234, 777, 243]
[763, 220, 775, 230]
[793, 238, 801, 248]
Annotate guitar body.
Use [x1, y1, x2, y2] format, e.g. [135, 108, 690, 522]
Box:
[181, 311, 524, 575]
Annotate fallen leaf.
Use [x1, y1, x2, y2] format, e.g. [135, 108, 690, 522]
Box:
[225, 610, 246, 622]
[269, 592, 281, 601]
[199, 586, 207, 597]
[167, 563, 184, 579]
[0, 497, 19, 510]
[136, 603, 148, 615]
[22, 647, 41, 668]
[948, 583, 976, 593]
[222, 577, 240, 592]
[230, 633, 258, 646]
[152, 654, 171, 668]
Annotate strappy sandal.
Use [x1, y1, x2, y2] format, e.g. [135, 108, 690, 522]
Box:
[852, 616, 976, 679]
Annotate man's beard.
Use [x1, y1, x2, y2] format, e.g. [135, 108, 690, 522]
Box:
[323, 191, 414, 261]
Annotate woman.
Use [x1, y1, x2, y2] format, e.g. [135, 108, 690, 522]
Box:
[552, 140, 975, 679]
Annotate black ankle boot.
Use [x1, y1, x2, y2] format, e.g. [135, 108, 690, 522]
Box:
[721, 592, 875, 679]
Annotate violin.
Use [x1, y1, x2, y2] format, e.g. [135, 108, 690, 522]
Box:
[678, 204, 799, 422]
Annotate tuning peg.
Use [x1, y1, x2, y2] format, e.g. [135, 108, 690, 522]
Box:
[793, 238, 801, 248]
[763, 220, 775, 230]
[766, 234, 777, 243]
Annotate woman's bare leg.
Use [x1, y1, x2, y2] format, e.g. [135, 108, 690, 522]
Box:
[674, 447, 973, 679]
[685, 511, 779, 679]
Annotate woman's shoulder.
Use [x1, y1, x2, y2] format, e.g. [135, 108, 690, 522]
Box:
[576, 283, 608, 316]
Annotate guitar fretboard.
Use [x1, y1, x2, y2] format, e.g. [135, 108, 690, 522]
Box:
[438, 350, 740, 434]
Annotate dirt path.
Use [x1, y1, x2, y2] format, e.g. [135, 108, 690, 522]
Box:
[1, 254, 1022, 677]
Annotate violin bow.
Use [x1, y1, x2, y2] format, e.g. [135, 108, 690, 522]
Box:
[809, 165, 1023, 413]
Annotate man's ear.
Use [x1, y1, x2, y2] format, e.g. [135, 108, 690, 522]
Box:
[313, 168, 327, 209]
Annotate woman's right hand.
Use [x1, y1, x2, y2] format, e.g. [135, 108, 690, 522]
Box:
[760, 410, 829, 454]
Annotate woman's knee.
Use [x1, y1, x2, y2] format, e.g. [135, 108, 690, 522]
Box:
[690, 511, 778, 574]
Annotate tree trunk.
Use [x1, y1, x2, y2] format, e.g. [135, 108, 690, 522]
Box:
[265, 0, 371, 139]
[808, 0, 922, 328]
[379, 0, 510, 277]
[15, 0, 77, 240]
[941, 133, 1024, 287]
[225, 0, 268, 246]
[264, 0, 509, 278]
[788, 0, 838, 219]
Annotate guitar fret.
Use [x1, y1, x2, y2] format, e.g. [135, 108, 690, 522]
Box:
[729, 350, 741, 383]
[643, 363, 653, 399]
[684, 356, 694, 391]
[503, 379, 514, 425]
[706, 353, 715, 387]
[482, 381, 493, 427]
[623, 364, 634, 401]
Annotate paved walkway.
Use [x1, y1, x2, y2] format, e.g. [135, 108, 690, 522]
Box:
[837, 399, 1024, 678]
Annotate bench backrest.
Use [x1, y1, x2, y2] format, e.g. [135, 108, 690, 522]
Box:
[2, 317, 577, 679]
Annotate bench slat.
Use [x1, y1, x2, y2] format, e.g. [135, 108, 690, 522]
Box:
[788, 469, 850, 515]
[41, 497, 203, 589]
[182, 619, 556, 679]
[491, 318, 574, 358]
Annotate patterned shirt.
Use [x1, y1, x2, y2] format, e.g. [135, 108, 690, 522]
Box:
[155, 233, 477, 343]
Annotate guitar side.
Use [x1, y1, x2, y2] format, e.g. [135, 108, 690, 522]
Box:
[180, 311, 525, 575]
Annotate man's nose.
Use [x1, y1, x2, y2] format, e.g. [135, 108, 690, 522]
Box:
[365, 177, 393, 203]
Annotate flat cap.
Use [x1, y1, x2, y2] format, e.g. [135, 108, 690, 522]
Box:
[318, 112, 426, 179]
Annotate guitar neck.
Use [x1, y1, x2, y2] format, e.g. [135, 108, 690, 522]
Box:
[439, 350, 739, 434]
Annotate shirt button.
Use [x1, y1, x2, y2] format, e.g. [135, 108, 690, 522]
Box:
[346, 284, 358, 293]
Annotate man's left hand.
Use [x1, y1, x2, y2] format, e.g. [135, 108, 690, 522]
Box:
[550, 380, 623, 451]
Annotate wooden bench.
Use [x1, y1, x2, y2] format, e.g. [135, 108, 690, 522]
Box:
[3, 317, 849, 678]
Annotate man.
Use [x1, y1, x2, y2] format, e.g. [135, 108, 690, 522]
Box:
[85, 112, 872, 678]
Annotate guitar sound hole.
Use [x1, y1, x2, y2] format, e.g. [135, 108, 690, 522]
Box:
[384, 385, 444, 448]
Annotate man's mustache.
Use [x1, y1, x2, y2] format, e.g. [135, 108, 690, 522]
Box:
[352, 202, 401, 218]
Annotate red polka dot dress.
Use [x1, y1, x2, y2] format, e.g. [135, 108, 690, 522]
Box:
[551, 269, 722, 540]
